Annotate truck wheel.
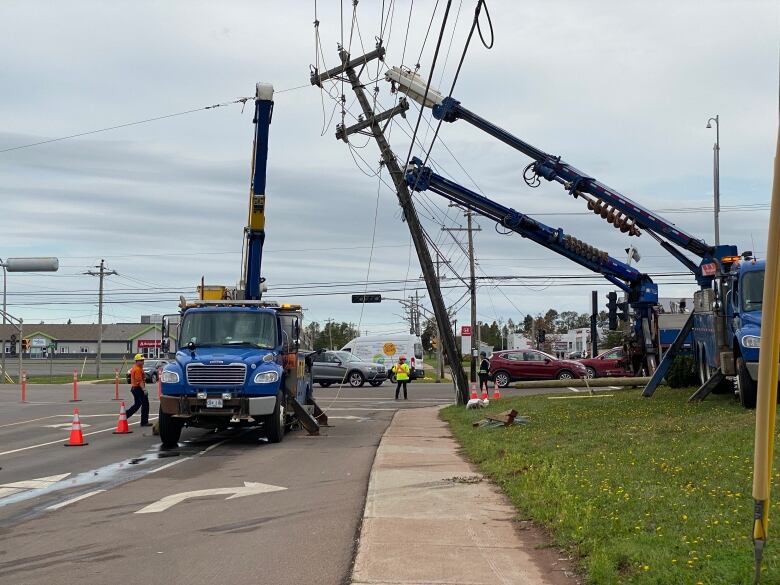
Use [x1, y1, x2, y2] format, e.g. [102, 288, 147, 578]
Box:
[585, 367, 597, 379]
[348, 371, 365, 387]
[389, 373, 397, 384]
[264, 393, 285, 443]
[736, 357, 757, 409]
[159, 408, 183, 448]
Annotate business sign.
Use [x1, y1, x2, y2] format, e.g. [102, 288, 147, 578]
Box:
[137, 339, 161, 349]
[31, 337, 48, 347]
[460, 326, 472, 337]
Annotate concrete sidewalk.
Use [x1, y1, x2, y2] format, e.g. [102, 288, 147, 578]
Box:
[352, 406, 578, 585]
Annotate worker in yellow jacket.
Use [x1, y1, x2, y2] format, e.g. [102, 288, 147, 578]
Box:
[392, 355, 411, 400]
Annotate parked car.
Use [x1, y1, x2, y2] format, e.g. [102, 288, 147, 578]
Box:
[567, 351, 585, 360]
[311, 350, 388, 388]
[125, 359, 169, 384]
[578, 347, 631, 378]
[489, 349, 588, 387]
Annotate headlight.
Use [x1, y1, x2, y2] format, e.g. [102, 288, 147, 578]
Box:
[742, 335, 761, 348]
[254, 370, 279, 384]
[161, 370, 180, 383]
[197, 391, 207, 399]
[222, 392, 232, 400]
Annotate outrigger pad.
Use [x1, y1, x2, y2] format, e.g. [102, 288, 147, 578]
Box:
[289, 397, 320, 435]
[688, 369, 726, 402]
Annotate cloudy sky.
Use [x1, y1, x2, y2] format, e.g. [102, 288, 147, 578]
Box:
[1, 0, 777, 337]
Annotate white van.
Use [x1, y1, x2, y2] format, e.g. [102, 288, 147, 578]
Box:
[341, 334, 425, 380]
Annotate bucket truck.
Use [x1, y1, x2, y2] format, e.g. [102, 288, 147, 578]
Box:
[158, 83, 325, 448]
[388, 68, 772, 407]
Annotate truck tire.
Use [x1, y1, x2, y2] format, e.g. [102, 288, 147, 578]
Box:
[736, 357, 757, 409]
[264, 392, 285, 444]
[159, 408, 183, 448]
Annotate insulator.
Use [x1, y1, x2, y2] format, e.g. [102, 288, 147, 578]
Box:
[607, 208, 619, 224]
[600, 205, 611, 220]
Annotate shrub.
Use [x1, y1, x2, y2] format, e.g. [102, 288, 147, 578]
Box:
[664, 354, 697, 388]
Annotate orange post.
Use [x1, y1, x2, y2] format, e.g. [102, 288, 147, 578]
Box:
[21, 370, 27, 403]
[113, 368, 120, 400]
[70, 369, 81, 402]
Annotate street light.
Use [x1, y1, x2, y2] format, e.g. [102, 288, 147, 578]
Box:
[706, 115, 720, 246]
[0, 257, 59, 384]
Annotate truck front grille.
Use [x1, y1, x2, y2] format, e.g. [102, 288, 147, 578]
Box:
[186, 363, 246, 386]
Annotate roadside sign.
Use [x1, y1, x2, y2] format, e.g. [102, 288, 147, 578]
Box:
[461, 326, 472, 336]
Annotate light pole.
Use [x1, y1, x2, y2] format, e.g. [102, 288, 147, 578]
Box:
[706, 115, 720, 246]
[0, 257, 59, 383]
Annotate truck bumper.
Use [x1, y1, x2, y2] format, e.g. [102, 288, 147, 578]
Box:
[160, 395, 276, 418]
[745, 362, 780, 381]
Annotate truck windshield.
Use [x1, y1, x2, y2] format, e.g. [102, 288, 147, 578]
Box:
[180, 311, 277, 349]
[742, 270, 764, 312]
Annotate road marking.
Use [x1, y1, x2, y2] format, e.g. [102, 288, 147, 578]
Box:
[547, 394, 614, 400]
[0, 416, 158, 457]
[0, 415, 64, 428]
[325, 407, 400, 412]
[0, 473, 70, 490]
[45, 489, 105, 511]
[609, 386, 622, 390]
[568, 387, 581, 393]
[135, 481, 287, 514]
[43, 422, 92, 429]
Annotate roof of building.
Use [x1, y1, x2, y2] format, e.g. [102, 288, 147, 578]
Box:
[0, 323, 161, 342]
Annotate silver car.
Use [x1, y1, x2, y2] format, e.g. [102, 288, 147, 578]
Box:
[311, 350, 387, 387]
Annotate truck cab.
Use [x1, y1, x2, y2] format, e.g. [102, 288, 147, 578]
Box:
[159, 301, 308, 447]
[693, 258, 765, 407]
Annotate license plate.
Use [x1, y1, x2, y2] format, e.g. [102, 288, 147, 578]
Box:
[206, 398, 223, 408]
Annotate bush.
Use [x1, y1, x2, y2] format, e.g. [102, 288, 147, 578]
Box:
[664, 354, 697, 387]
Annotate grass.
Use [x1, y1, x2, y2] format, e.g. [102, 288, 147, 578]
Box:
[24, 374, 119, 384]
[441, 387, 780, 584]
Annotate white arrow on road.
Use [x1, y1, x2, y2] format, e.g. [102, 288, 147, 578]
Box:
[135, 481, 287, 514]
[0, 473, 71, 499]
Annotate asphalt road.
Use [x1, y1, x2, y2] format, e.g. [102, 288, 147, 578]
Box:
[0, 382, 458, 585]
[0, 380, 611, 585]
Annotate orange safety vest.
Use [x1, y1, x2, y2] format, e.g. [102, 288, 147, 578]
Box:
[393, 362, 410, 381]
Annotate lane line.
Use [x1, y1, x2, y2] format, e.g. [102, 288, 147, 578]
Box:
[0, 415, 64, 428]
[568, 387, 580, 393]
[45, 489, 105, 511]
[0, 416, 159, 458]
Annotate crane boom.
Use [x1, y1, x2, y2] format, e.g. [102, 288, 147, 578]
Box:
[243, 82, 274, 300]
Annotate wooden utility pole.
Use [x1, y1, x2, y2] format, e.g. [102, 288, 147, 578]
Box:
[311, 46, 469, 403]
[85, 259, 117, 378]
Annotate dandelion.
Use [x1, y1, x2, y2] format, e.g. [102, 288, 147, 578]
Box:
[643, 565, 650, 571]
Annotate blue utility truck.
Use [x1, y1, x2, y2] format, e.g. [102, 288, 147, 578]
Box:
[159, 83, 324, 447]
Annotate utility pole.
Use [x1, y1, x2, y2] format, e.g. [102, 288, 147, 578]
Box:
[85, 259, 117, 378]
[442, 209, 481, 383]
[325, 318, 335, 350]
[591, 290, 599, 358]
[312, 45, 469, 403]
[434, 253, 445, 383]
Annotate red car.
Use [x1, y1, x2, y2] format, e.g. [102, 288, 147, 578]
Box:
[578, 347, 631, 378]
[489, 350, 588, 387]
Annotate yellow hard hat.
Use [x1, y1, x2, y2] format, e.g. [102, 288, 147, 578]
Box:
[134, 354, 145, 361]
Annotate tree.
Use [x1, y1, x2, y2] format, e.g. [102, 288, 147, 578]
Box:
[314, 321, 359, 350]
[521, 315, 534, 336]
[421, 318, 437, 353]
[599, 329, 624, 349]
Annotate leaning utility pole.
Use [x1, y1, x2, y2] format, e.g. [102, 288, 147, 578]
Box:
[435, 253, 444, 383]
[311, 45, 469, 403]
[85, 259, 117, 378]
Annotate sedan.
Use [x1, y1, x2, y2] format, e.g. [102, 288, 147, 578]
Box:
[489, 349, 588, 387]
[578, 347, 631, 378]
[125, 359, 169, 384]
[311, 350, 388, 388]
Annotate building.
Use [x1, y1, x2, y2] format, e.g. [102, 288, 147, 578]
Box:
[0, 323, 169, 359]
[506, 333, 533, 350]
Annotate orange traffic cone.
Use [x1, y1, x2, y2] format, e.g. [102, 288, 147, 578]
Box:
[64, 408, 88, 447]
[481, 386, 489, 400]
[470, 383, 478, 400]
[113, 401, 132, 434]
[492, 382, 501, 400]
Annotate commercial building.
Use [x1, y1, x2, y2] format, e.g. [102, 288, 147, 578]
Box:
[0, 322, 169, 359]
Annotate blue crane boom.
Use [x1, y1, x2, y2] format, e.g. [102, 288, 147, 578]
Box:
[243, 82, 275, 300]
[404, 158, 659, 373]
[385, 67, 738, 286]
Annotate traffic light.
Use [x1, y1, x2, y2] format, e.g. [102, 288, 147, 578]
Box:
[537, 329, 546, 343]
[351, 294, 382, 303]
[606, 291, 618, 330]
[617, 301, 630, 322]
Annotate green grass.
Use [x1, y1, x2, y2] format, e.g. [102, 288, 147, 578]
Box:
[24, 374, 117, 384]
[441, 387, 780, 584]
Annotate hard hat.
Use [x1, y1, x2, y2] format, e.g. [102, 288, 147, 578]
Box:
[134, 354, 145, 361]
[399, 355, 406, 361]
[480, 351, 487, 357]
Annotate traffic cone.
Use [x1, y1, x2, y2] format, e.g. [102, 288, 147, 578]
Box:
[64, 409, 88, 447]
[113, 401, 132, 434]
[470, 383, 478, 400]
[492, 382, 501, 400]
[481, 386, 489, 400]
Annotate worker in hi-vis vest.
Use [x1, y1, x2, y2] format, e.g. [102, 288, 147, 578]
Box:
[392, 355, 411, 400]
[126, 354, 151, 426]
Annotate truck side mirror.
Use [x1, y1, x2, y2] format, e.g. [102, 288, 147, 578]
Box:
[162, 339, 170, 353]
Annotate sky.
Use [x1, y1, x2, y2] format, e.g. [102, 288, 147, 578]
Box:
[0, 0, 777, 338]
